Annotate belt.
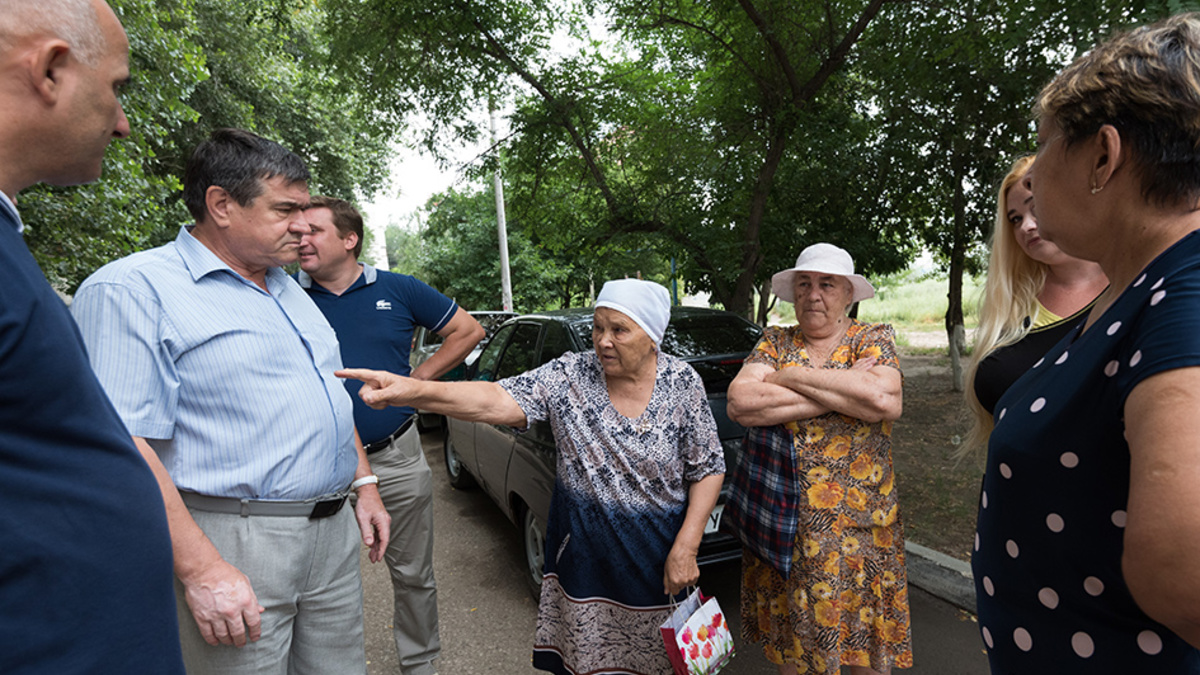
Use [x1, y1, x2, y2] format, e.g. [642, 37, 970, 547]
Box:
[179, 491, 348, 520]
[364, 415, 416, 454]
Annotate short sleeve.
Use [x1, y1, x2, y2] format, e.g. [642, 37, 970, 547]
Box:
[1114, 266, 1200, 403]
[498, 355, 567, 427]
[852, 322, 902, 373]
[744, 326, 789, 369]
[71, 280, 179, 439]
[674, 363, 725, 482]
[399, 275, 458, 332]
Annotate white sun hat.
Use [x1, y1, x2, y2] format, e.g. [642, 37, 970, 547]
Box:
[771, 243, 875, 303]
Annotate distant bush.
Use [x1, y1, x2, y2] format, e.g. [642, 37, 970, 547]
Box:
[767, 272, 983, 332]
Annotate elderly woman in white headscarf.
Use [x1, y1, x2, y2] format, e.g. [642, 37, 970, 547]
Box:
[340, 278, 725, 675]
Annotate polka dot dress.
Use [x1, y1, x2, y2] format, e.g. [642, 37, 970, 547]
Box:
[973, 231, 1200, 673]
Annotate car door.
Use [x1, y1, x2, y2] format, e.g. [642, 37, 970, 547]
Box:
[474, 321, 542, 506]
[503, 319, 577, 527]
[450, 322, 517, 482]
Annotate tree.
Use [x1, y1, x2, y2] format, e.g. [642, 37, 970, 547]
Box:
[21, 0, 394, 292]
[324, 0, 918, 319]
[418, 186, 670, 311]
[864, 0, 1181, 388]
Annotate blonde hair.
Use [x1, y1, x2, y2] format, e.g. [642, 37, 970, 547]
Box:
[1036, 12, 1200, 208]
[961, 156, 1046, 456]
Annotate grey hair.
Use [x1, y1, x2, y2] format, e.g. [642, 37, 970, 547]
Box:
[0, 0, 107, 66]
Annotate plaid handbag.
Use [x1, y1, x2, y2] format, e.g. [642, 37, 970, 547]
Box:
[722, 424, 799, 579]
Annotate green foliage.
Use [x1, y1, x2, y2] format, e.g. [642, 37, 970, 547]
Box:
[21, 0, 394, 292]
[385, 224, 423, 275]
[418, 185, 670, 311]
[23, 0, 205, 290]
[858, 275, 984, 331]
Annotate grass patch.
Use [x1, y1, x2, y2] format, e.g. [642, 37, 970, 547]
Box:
[859, 272, 982, 333]
[767, 270, 983, 335]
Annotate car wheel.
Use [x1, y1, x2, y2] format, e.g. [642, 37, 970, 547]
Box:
[520, 504, 546, 600]
[443, 430, 476, 489]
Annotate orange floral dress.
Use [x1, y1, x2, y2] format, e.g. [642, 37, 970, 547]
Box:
[740, 320, 913, 673]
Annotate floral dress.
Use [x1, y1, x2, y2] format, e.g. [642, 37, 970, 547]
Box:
[740, 320, 913, 673]
[501, 350, 726, 675]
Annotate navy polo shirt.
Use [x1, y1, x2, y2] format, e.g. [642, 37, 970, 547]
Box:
[0, 199, 184, 673]
[298, 265, 456, 444]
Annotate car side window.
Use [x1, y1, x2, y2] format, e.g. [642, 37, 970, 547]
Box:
[474, 324, 515, 382]
[495, 323, 542, 380]
[538, 321, 573, 366]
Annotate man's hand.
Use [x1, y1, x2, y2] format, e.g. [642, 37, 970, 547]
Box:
[663, 542, 700, 597]
[182, 560, 264, 647]
[354, 485, 391, 563]
[336, 368, 409, 409]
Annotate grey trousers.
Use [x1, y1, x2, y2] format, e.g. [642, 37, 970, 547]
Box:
[370, 425, 441, 675]
[175, 505, 367, 675]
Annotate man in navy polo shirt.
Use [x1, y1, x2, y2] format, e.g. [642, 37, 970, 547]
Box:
[298, 195, 483, 675]
[0, 0, 184, 672]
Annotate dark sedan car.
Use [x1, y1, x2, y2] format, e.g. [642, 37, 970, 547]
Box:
[442, 306, 762, 596]
[411, 310, 516, 430]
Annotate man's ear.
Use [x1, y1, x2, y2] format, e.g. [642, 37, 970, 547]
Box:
[344, 232, 359, 253]
[205, 186, 235, 228]
[27, 40, 73, 105]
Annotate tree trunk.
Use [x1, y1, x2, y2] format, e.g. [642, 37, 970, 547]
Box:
[946, 155, 968, 392]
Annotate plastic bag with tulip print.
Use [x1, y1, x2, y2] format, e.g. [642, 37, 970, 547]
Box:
[659, 588, 735, 675]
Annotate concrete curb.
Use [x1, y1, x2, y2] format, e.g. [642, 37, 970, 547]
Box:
[905, 541, 976, 614]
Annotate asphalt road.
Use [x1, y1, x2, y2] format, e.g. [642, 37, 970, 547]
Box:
[360, 428, 990, 675]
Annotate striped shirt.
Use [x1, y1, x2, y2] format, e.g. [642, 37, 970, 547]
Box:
[72, 226, 356, 500]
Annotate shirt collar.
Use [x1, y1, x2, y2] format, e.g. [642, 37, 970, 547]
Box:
[296, 263, 377, 293]
[0, 191, 23, 233]
[175, 225, 290, 293]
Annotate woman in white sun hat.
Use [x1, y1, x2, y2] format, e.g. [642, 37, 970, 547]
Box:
[728, 242, 911, 675]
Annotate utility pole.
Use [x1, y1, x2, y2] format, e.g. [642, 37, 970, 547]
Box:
[490, 104, 513, 312]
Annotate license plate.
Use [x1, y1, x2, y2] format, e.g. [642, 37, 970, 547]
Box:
[704, 504, 724, 534]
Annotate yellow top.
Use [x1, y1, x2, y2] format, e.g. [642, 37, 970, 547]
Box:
[1030, 301, 1063, 330]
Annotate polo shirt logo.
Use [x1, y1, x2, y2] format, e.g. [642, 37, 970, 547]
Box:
[376, 300, 392, 310]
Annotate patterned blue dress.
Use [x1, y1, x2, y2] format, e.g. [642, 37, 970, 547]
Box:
[973, 230, 1200, 673]
[501, 350, 725, 675]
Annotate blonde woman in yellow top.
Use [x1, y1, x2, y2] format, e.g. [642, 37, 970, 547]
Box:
[963, 156, 1107, 453]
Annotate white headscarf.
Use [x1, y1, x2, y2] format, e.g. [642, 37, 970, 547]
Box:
[594, 279, 671, 346]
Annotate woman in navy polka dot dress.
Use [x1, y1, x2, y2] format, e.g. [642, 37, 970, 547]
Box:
[973, 13, 1200, 673]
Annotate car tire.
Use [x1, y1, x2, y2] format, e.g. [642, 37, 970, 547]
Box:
[519, 503, 546, 600]
[443, 429, 476, 490]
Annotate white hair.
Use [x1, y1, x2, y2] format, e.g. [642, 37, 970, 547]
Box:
[0, 0, 107, 66]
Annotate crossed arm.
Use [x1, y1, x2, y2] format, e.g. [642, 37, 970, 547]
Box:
[726, 357, 902, 427]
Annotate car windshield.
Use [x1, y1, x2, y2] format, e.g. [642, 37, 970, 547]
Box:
[569, 313, 761, 358]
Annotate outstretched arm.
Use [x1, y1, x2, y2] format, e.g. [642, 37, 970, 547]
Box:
[337, 368, 528, 427]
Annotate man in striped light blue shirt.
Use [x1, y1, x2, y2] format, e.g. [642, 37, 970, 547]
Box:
[72, 128, 390, 675]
